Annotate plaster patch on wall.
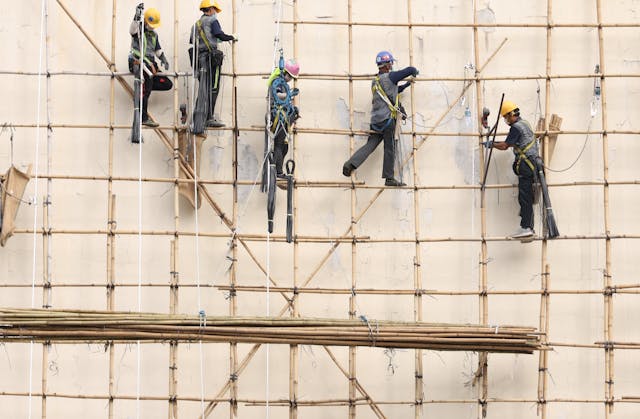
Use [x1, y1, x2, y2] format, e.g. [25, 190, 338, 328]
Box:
[336, 97, 368, 130]
[208, 140, 225, 175]
[236, 143, 260, 202]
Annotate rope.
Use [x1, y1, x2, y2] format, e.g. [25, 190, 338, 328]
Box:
[544, 101, 597, 173]
[28, 1, 47, 417]
[135, 15, 144, 419]
[266, 2, 284, 416]
[0, 123, 15, 166]
[188, 17, 206, 419]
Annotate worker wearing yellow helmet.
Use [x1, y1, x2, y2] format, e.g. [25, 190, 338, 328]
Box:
[128, 3, 172, 131]
[190, 0, 237, 133]
[486, 100, 539, 240]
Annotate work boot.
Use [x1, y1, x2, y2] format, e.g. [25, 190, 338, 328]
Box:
[510, 227, 534, 239]
[142, 118, 159, 128]
[206, 118, 225, 128]
[342, 162, 355, 177]
[385, 178, 406, 187]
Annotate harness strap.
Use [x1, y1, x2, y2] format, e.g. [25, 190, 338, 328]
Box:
[372, 76, 399, 119]
[513, 121, 536, 174]
[197, 19, 213, 52]
[131, 31, 157, 67]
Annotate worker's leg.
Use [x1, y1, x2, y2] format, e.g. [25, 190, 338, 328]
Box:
[273, 124, 288, 176]
[345, 130, 383, 173]
[517, 162, 535, 229]
[381, 120, 397, 179]
[141, 73, 153, 122]
[208, 49, 224, 121]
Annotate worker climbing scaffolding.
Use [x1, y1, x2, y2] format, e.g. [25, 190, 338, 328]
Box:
[189, 0, 237, 134]
[342, 51, 418, 187]
[128, 3, 172, 143]
[261, 52, 300, 235]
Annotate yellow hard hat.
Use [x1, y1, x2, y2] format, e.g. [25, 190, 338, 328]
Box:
[144, 8, 161, 29]
[500, 100, 518, 117]
[200, 0, 222, 12]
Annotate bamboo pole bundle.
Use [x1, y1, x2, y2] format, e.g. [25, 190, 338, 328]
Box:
[0, 309, 541, 354]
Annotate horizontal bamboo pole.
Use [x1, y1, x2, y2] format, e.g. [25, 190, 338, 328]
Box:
[1, 391, 636, 405]
[9, 229, 640, 244]
[280, 19, 640, 28]
[2, 68, 639, 81]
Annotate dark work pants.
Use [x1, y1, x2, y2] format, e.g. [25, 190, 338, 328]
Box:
[346, 120, 396, 179]
[132, 65, 153, 121]
[514, 159, 535, 230]
[273, 124, 288, 175]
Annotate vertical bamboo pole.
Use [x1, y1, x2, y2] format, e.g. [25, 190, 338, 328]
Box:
[169, 241, 178, 419]
[472, 0, 489, 417]
[229, 0, 239, 417]
[107, 1, 117, 418]
[169, 1, 180, 418]
[41, 1, 53, 416]
[405, 1, 423, 417]
[595, 0, 614, 415]
[537, 264, 550, 417]
[346, 1, 357, 418]
[289, 1, 300, 418]
[536, 1, 554, 417]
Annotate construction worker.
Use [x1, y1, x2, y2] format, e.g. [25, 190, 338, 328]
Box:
[190, 0, 236, 133]
[128, 3, 172, 128]
[486, 101, 538, 239]
[342, 51, 418, 187]
[267, 59, 300, 177]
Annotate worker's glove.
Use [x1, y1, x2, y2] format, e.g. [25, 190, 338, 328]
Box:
[412, 68, 420, 77]
[160, 54, 169, 71]
[398, 103, 407, 121]
[481, 140, 493, 149]
[231, 33, 238, 42]
[134, 3, 144, 21]
[291, 87, 299, 97]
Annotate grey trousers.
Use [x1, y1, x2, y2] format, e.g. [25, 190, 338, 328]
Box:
[346, 120, 396, 179]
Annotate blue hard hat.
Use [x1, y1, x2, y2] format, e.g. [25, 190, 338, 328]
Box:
[375, 51, 395, 66]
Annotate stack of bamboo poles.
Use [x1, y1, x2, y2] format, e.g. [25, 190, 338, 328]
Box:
[0, 308, 540, 354]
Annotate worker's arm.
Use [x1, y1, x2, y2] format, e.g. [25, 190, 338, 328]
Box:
[211, 20, 235, 42]
[389, 66, 419, 85]
[492, 141, 511, 151]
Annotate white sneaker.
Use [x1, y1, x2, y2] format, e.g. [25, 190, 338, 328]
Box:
[511, 227, 534, 239]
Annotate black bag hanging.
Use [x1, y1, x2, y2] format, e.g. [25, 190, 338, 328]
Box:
[285, 159, 295, 243]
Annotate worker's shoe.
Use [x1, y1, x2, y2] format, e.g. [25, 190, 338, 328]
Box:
[384, 178, 406, 187]
[142, 118, 159, 128]
[276, 172, 287, 179]
[206, 118, 225, 128]
[342, 162, 355, 177]
[510, 227, 534, 239]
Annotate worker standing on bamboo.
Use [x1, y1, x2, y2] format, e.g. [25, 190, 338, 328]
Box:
[342, 51, 418, 187]
[486, 101, 538, 239]
[128, 3, 171, 129]
[190, 0, 236, 133]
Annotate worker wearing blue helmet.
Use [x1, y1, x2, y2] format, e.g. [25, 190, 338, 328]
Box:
[343, 51, 418, 186]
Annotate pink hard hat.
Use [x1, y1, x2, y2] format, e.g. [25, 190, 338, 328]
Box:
[284, 59, 300, 79]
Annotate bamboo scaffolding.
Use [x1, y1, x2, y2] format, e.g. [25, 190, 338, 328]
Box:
[0, 309, 540, 354]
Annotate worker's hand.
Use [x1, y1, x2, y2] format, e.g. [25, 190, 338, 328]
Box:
[134, 3, 144, 20]
[160, 54, 169, 71]
[481, 140, 493, 149]
[291, 87, 299, 97]
[231, 33, 238, 42]
[412, 68, 419, 77]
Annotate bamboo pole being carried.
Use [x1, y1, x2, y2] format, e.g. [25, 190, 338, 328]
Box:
[0, 308, 541, 354]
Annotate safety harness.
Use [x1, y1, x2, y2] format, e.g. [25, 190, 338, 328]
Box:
[270, 75, 296, 137]
[513, 120, 536, 174]
[131, 30, 157, 69]
[196, 19, 213, 52]
[372, 76, 399, 126]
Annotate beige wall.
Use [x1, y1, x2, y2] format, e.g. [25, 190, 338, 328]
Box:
[1, 0, 640, 418]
